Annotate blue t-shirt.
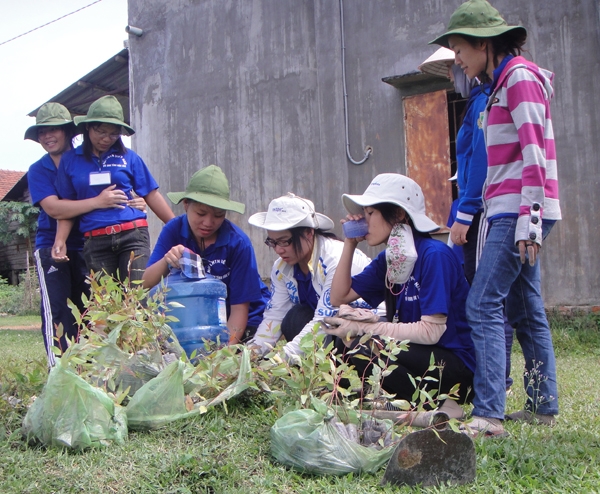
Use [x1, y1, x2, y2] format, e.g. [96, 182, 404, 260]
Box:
[147, 215, 269, 327]
[350, 235, 475, 373]
[293, 264, 319, 311]
[55, 144, 158, 233]
[28, 154, 84, 250]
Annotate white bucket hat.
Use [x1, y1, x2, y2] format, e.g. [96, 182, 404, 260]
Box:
[342, 174, 440, 233]
[249, 193, 334, 231]
[418, 47, 455, 78]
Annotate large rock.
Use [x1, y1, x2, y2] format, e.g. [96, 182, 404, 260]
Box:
[382, 428, 476, 487]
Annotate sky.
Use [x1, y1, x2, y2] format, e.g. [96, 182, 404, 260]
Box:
[0, 0, 129, 172]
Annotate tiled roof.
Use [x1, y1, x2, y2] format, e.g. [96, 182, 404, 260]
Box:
[0, 170, 26, 201]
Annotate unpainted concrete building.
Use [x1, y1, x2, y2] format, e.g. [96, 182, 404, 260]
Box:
[126, 0, 600, 308]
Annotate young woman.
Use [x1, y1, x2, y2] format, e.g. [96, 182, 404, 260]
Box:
[247, 193, 375, 360]
[432, 0, 561, 435]
[26, 102, 145, 366]
[419, 47, 489, 283]
[420, 48, 514, 392]
[142, 165, 269, 345]
[53, 95, 174, 282]
[325, 173, 476, 423]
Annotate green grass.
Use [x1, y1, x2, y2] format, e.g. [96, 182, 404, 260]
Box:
[0, 315, 41, 329]
[1, 318, 600, 493]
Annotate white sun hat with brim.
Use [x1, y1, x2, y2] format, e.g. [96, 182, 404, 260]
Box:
[418, 47, 455, 78]
[342, 173, 440, 233]
[249, 193, 334, 231]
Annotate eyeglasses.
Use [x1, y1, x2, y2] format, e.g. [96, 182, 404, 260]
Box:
[265, 237, 293, 248]
[91, 127, 121, 140]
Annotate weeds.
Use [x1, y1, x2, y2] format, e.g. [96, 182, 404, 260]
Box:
[2, 320, 600, 491]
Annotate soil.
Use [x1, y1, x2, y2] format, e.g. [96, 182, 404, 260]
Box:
[0, 325, 40, 331]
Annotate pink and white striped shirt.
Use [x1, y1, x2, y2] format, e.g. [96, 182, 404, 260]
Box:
[483, 56, 561, 245]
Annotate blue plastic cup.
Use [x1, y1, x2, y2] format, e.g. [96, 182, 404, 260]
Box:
[342, 218, 369, 238]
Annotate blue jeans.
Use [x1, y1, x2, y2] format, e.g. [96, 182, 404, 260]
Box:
[467, 217, 558, 419]
[83, 227, 150, 283]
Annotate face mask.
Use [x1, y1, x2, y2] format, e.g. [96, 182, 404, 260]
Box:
[385, 223, 418, 288]
[452, 64, 473, 98]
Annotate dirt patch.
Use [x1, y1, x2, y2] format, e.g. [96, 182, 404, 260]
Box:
[0, 325, 40, 331]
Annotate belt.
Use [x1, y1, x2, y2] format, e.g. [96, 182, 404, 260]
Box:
[84, 219, 148, 238]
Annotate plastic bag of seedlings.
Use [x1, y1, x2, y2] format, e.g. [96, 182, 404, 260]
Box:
[22, 359, 127, 450]
[125, 360, 197, 430]
[270, 407, 396, 475]
[90, 325, 184, 398]
[126, 348, 255, 429]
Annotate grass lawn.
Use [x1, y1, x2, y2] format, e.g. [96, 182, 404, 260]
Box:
[1, 313, 599, 493]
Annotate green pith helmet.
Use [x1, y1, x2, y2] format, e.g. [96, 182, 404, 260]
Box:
[167, 165, 246, 214]
[430, 0, 527, 48]
[24, 102, 76, 142]
[74, 95, 135, 136]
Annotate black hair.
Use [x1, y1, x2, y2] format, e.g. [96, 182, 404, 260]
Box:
[82, 123, 126, 161]
[288, 227, 339, 258]
[490, 29, 527, 61]
[62, 124, 77, 149]
[459, 31, 527, 84]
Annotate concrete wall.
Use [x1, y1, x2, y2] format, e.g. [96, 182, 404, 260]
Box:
[127, 0, 600, 307]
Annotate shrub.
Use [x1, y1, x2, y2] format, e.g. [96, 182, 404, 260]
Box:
[0, 271, 40, 316]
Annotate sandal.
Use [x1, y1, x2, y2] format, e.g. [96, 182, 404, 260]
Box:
[460, 415, 509, 438]
[505, 409, 556, 427]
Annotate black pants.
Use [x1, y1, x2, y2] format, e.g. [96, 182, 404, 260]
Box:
[336, 337, 474, 406]
[280, 304, 315, 342]
[34, 248, 89, 366]
[462, 210, 483, 285]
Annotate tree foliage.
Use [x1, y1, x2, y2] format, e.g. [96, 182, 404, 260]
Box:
[0, 201, 39, 252]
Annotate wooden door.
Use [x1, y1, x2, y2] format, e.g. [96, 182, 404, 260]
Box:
[403, 90, 452, 229]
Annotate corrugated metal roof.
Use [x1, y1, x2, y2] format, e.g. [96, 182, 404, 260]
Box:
[28, 48, 130, 123]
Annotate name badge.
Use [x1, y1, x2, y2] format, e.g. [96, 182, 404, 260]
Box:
[89, 171, 111, 186]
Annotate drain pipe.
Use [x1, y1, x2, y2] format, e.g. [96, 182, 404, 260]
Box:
[339, 0, 372, 165]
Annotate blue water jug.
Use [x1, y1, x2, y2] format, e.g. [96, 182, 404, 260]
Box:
[158, 272, 229, 358]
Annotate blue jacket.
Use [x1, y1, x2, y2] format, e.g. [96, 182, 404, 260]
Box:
[454, 84, 489, 225]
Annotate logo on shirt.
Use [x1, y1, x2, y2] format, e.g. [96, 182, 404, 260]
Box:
[205, 259, 231, 280]
[47, 266, 58, 274]
[286, 281, 299, 304]
[321, 288, 334, 309]
[102, 154, 128, 168]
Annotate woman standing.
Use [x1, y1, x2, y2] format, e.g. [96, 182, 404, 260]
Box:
[419, 47, 489, 284]
[325, 174, 475, 422]
[143, 165, 269, 344]
[247, 193, 374, 359]
[420, 48, 514, 392]
[26, 102, 142, 366]
[432, 0, 561, 436]
[54, 95, 174, 282]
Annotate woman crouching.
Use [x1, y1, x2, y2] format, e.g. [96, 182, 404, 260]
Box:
[326, 173, 475, 424]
